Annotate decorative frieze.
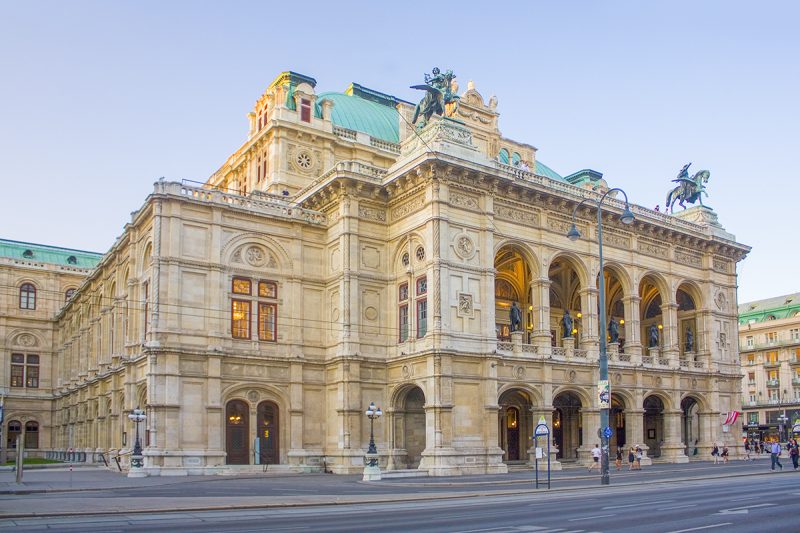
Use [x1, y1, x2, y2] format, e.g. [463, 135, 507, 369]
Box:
[358, 205, 386, 223]
[713, 256, 730, 273]
[548, 214, 580, 236]
[495, 203, 539, 226]
[674, 247, 702, 267]
[598, 229, 631, 249]
[450, 190, 480, 211]
[457, 292, 474, 318]
[391, 195, 425, 221]
[637, 238, 669, 259]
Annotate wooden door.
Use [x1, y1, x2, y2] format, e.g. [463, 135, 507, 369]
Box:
[257, 401, 279, 465]
[226, 400, 249, 465]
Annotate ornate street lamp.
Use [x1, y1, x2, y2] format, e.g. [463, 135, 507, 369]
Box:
[365, 402, 382, 466]
[128, 407, 147, 470]
[566, 188, 635, 485]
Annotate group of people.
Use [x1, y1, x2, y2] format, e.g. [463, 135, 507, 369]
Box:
[588, 444, 644, 472]
[767, 438, 799, 471]
[710, 443, 730, 464]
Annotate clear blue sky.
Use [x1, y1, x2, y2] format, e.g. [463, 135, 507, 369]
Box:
[1, 1, 797, 304]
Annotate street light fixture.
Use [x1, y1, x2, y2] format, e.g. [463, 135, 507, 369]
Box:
[566, 188, 635, 486]
[365, 402, 382, 466]
[128, 407, 146, 470]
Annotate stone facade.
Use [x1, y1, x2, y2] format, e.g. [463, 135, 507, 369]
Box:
[3, 71, 750, 475]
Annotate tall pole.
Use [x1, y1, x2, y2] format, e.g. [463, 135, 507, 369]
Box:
[567, 188, 634, 487]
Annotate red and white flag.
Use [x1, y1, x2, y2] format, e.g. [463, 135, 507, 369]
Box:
[722, 411, 741, 425]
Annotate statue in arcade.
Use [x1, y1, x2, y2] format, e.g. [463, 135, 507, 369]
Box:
[648, 324, 660, 348]
[561, 310, 574, 338]
[685, 326, 694, 352]
[608, 316, 620, 344]
[509, 302, 523, 332]
[665, 163, 710, 213]
[410, 67, 460, 129]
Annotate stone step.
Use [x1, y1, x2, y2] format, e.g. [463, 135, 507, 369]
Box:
[381, 468, 429, 479]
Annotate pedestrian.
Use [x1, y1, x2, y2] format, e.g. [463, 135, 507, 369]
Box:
[721, 445, 729, 464]
[759, 441, 765, 454]
[744, 439, 752, 461]
[711, 443, 720, 464]
[789, 438, 799, 470]
[770, 440, 783, 471]
[635, 445, 643, 470]
[628, 447, 635, 470]
[615, 447, 623, 471]
[589, 443, 601, 472]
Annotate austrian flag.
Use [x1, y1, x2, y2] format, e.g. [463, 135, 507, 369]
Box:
[722, 411, 742, 425]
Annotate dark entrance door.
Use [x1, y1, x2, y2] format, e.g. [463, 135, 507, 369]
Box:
[226, 400, 249, 465]
[257, 401, 279, 465]
[507, 407, 520, 461]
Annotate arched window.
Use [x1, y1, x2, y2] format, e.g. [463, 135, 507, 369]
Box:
[511, 152, 521, 166]
[65, 288, 76, 302]
[67, 255, 77, 265]
[24, 421, 39, 449]
[19, 283, 36, 310]
[7, 421, 21, 448]
[498, 148, 509, 165]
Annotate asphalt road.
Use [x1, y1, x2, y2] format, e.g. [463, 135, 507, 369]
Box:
[2, 471, 797, 532]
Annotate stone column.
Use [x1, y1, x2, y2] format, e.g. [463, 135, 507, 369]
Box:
[661, 302, 680, 365]
[627, 408, 652, 465]
[580, 287, 599, 352]
[660, 409, 689, 463]
[580, 407, 601, 465]
[624, 295, 642, 363]
[532, 278, 552, 349]
[531, 406, 562, 470]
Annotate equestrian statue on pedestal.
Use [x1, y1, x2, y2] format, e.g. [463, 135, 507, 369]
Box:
[665, 163, 710, 213]
[410, 67, 460, 129]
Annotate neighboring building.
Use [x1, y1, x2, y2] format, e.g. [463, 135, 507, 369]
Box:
[738, 292, 800, 443]
[4, 71, 750, 475]
[0, 239, 102, 460]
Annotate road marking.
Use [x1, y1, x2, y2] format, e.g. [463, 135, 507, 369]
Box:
[727, 496, 751, 502]
[279, 489, 317, 492]
[568, 513, 616, 521]
[716, 503, 776, 515]
[666, 524, 732, 533]
[658, 504, 697, 510]
[603, 500, 672, 509]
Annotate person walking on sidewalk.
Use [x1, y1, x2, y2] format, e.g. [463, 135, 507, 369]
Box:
[789, 438, 799, 470]
[635, 445, 643, 470]
[588, 443, 601, 472]
[721, 445, 729, 464]
[744, 439, 752, 461]
[615, 447, 623, 471]
[770, 441, 783, 471]
[628, 447, 635, 470]
[711, 443, 720, 464]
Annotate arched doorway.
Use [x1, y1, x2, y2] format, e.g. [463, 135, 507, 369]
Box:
[644, 396, 665, 457]
[257, 401, 279, 465]
[393, 386, 426, 469]
[610, 396, 626, 450]
[498, 389, 534, 462]
[553, 391, 583, 460]
[225, 400, 250, 465]
[681, 396, 701, 458]
[601, 266, 628, 352]
[640, 277, 664, 353]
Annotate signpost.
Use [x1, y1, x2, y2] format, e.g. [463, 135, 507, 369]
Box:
[533, 416, 551, 490]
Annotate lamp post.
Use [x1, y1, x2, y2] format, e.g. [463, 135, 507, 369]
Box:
[777, 390, 788, 443]
[363, 402, 383, 481]
[127, 407, 146, 475]
[567, 188, 635, 485]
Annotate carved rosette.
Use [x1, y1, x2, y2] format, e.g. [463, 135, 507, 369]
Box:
[453, 234, 476, 261]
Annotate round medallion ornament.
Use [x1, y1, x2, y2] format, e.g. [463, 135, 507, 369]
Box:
[332, 307, 340, 322]
[364, 306, 378, 321]
[16, 333, 37, 347]
[245, 246, 267, 267]
[415, 246, 425, 262]
[568, 370, 577, 383]
[454, 234, 476, 260]
[401, 252, 410, 267]
[294, 150, 314, 172]
[715, 291, 727, 311]
[614, 373, 622, 384]
[515, 366, 526, 379]
[691, 378, 698, 388]
[401, 365, 411, 379]
[656, 376, 663, 387]
[247, 391, 260, 403]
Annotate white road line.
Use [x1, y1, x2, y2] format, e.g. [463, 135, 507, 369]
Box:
[727, 496, 752, 502]
[603, 500, 673, 509]
[666, 523, 732, 533]
[568, 513, 616, 521]
[658, 504, 697, 511]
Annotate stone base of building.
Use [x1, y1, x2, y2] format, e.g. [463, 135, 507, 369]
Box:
[420, 446, 508, 476]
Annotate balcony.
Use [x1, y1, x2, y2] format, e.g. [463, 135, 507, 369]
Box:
[739, 338, 800, 351]
[747, 381, 756, 387]
[766, 379, 781, 388]
[793, 377, 800, 386]
[763, 360, 781, 368]
[790, 357, 800, 366]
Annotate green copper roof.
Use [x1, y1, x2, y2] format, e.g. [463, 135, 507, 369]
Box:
[0, 238, 103, 269]
[535, 160, 565, 182]
[317, 92, 400, 143]
[738, 292, 800, 324]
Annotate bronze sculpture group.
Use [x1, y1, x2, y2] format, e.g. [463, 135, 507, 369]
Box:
[665, 163, 710, 213]
[411, 67, 460, 129]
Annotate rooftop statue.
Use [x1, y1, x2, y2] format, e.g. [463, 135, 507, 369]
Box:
[666, 163, 710, 213]
[410, 67, 460, 129]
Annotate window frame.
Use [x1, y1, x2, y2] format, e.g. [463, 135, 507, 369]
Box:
[258, 302, 277, 342]
[231, 299, 252, 339]
[232, 277, 252, 295]
[19, 283, 36, 310]
[300, 98, 312, 123]
[399, 304, 409, 343]
[416, 298, 428, 338]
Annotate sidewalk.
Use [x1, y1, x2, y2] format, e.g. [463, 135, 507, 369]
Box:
[0, 458, 788, 519]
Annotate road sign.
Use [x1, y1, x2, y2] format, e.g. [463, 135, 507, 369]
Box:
[535, 423, 550, 436]
[603, 426, 613, 439]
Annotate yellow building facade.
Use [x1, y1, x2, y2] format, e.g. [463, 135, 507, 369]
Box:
[4, 71, 749, 475]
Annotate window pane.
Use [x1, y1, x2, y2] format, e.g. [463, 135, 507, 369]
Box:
[26, 365, 39, 388]
[11, 353, 24, 364]
[11, 365, 24, 387]
[416, 276, 427, 295]
[259, 281, 277, 298]
[231, 300, 251, 338]
[232, 278, 252, 295]
[417, 300, 427, 338]
[300, 99, 311, 122]
[24, 422, 38, 449]
[399, 305, 409, 342]
[399, 283, 408, 302]
[27, 354, 39, 365]
[258, 303, 277, 341]
[20, 284, 36, 310]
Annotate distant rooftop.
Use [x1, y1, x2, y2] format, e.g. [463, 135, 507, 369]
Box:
[738, 291, 800, 324]
[0, 238, 103, 269]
